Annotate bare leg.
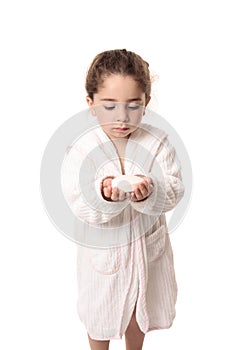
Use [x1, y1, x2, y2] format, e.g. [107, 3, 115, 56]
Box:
[125, 309, 145, 350]
[88, 334, 110, 350]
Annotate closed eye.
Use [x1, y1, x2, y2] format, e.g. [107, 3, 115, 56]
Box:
[128, 105, 141, 110]
[103, 105, 116, 110]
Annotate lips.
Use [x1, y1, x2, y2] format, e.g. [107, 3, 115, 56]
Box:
[113, 127, 129, 132]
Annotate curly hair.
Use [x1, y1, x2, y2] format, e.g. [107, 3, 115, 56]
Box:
[85, 49, 151, 100]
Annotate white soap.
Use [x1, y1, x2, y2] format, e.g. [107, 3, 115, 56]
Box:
[112, 175, 144, 192]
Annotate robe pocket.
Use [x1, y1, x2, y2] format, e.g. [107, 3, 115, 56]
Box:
[90, 248, 121, 275]
[145, 225, 166, 262]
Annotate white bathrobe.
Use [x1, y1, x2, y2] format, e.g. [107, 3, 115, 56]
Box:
[61, 123, 185, 340]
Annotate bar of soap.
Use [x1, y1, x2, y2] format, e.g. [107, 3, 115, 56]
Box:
[112, 175, 144, 192]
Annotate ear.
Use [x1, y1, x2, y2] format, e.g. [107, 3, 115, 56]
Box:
[86, 96, 96, 116]
[143, 96, 151, 115]
[145, 96, 151, 107]
[86, 96, 93, 107]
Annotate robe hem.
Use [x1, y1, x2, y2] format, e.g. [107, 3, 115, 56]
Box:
[86, 320, 175, 341]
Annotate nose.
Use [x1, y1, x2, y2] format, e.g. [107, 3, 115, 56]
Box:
[116, 104, 129, 123]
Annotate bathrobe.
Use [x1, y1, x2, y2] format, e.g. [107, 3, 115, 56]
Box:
[61, 123, 185, 340]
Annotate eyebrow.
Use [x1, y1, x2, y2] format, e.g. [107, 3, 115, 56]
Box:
[100, 98, 143, 102]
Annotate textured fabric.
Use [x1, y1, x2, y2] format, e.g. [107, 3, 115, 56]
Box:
[61, 124, 185, 340]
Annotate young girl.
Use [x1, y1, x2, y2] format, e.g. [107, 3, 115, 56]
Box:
[61, 49, 185, 350]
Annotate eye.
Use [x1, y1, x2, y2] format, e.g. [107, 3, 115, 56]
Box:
[103, 105, 116, 111]
[128, 104, 141, 110]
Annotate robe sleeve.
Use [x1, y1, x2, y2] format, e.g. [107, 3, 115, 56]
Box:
[130, 137, 185, 216]
[61, 145, 126, 225]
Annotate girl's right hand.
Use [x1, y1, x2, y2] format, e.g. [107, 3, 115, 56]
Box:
[101, 177, 129, 202]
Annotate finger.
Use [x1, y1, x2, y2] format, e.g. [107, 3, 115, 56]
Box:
[143, 179, 154, 195]
[134, 184, 147, 198]
[118, 190, 126, 201]
[103, 186, 112, 199]
[143, 179, 151, 189]
[133, 187, 144, 200]
[132, 185, 148, 201]
[103, 178, 113, 188]
[139, 183, 149, 196]
[111, 188, 119, 201]
[131, 193, 137, 202]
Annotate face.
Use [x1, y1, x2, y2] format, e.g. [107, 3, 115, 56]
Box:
[86, 75, 150, 140]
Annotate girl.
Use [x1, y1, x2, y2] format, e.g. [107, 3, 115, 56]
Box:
[61, 49, 185, 350]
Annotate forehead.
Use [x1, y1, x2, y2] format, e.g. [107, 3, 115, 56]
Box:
[96, 74, 145, 101]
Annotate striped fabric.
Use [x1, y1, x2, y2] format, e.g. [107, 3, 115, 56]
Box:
[61, 124, 185, 340]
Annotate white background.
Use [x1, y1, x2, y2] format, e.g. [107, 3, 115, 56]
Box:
[1, 0, 232, 349]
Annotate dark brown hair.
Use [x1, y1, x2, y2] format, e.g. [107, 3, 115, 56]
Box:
[85, 49, 151, 100]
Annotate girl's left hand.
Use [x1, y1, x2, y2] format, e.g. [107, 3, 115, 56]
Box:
[130, 176, 154, 202]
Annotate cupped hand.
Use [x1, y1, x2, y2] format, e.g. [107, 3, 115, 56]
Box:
[101, 177, 130, 202]
[130, 176, 154, 202]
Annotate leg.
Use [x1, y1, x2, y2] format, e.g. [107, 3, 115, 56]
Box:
[88, 334, 110, 350]
[125, 309, 145, 350]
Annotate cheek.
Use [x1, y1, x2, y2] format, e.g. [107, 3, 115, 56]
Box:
[97, 115, 113, 126]
[130, 115, 143, 126]
[96, 110, 118, 125]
